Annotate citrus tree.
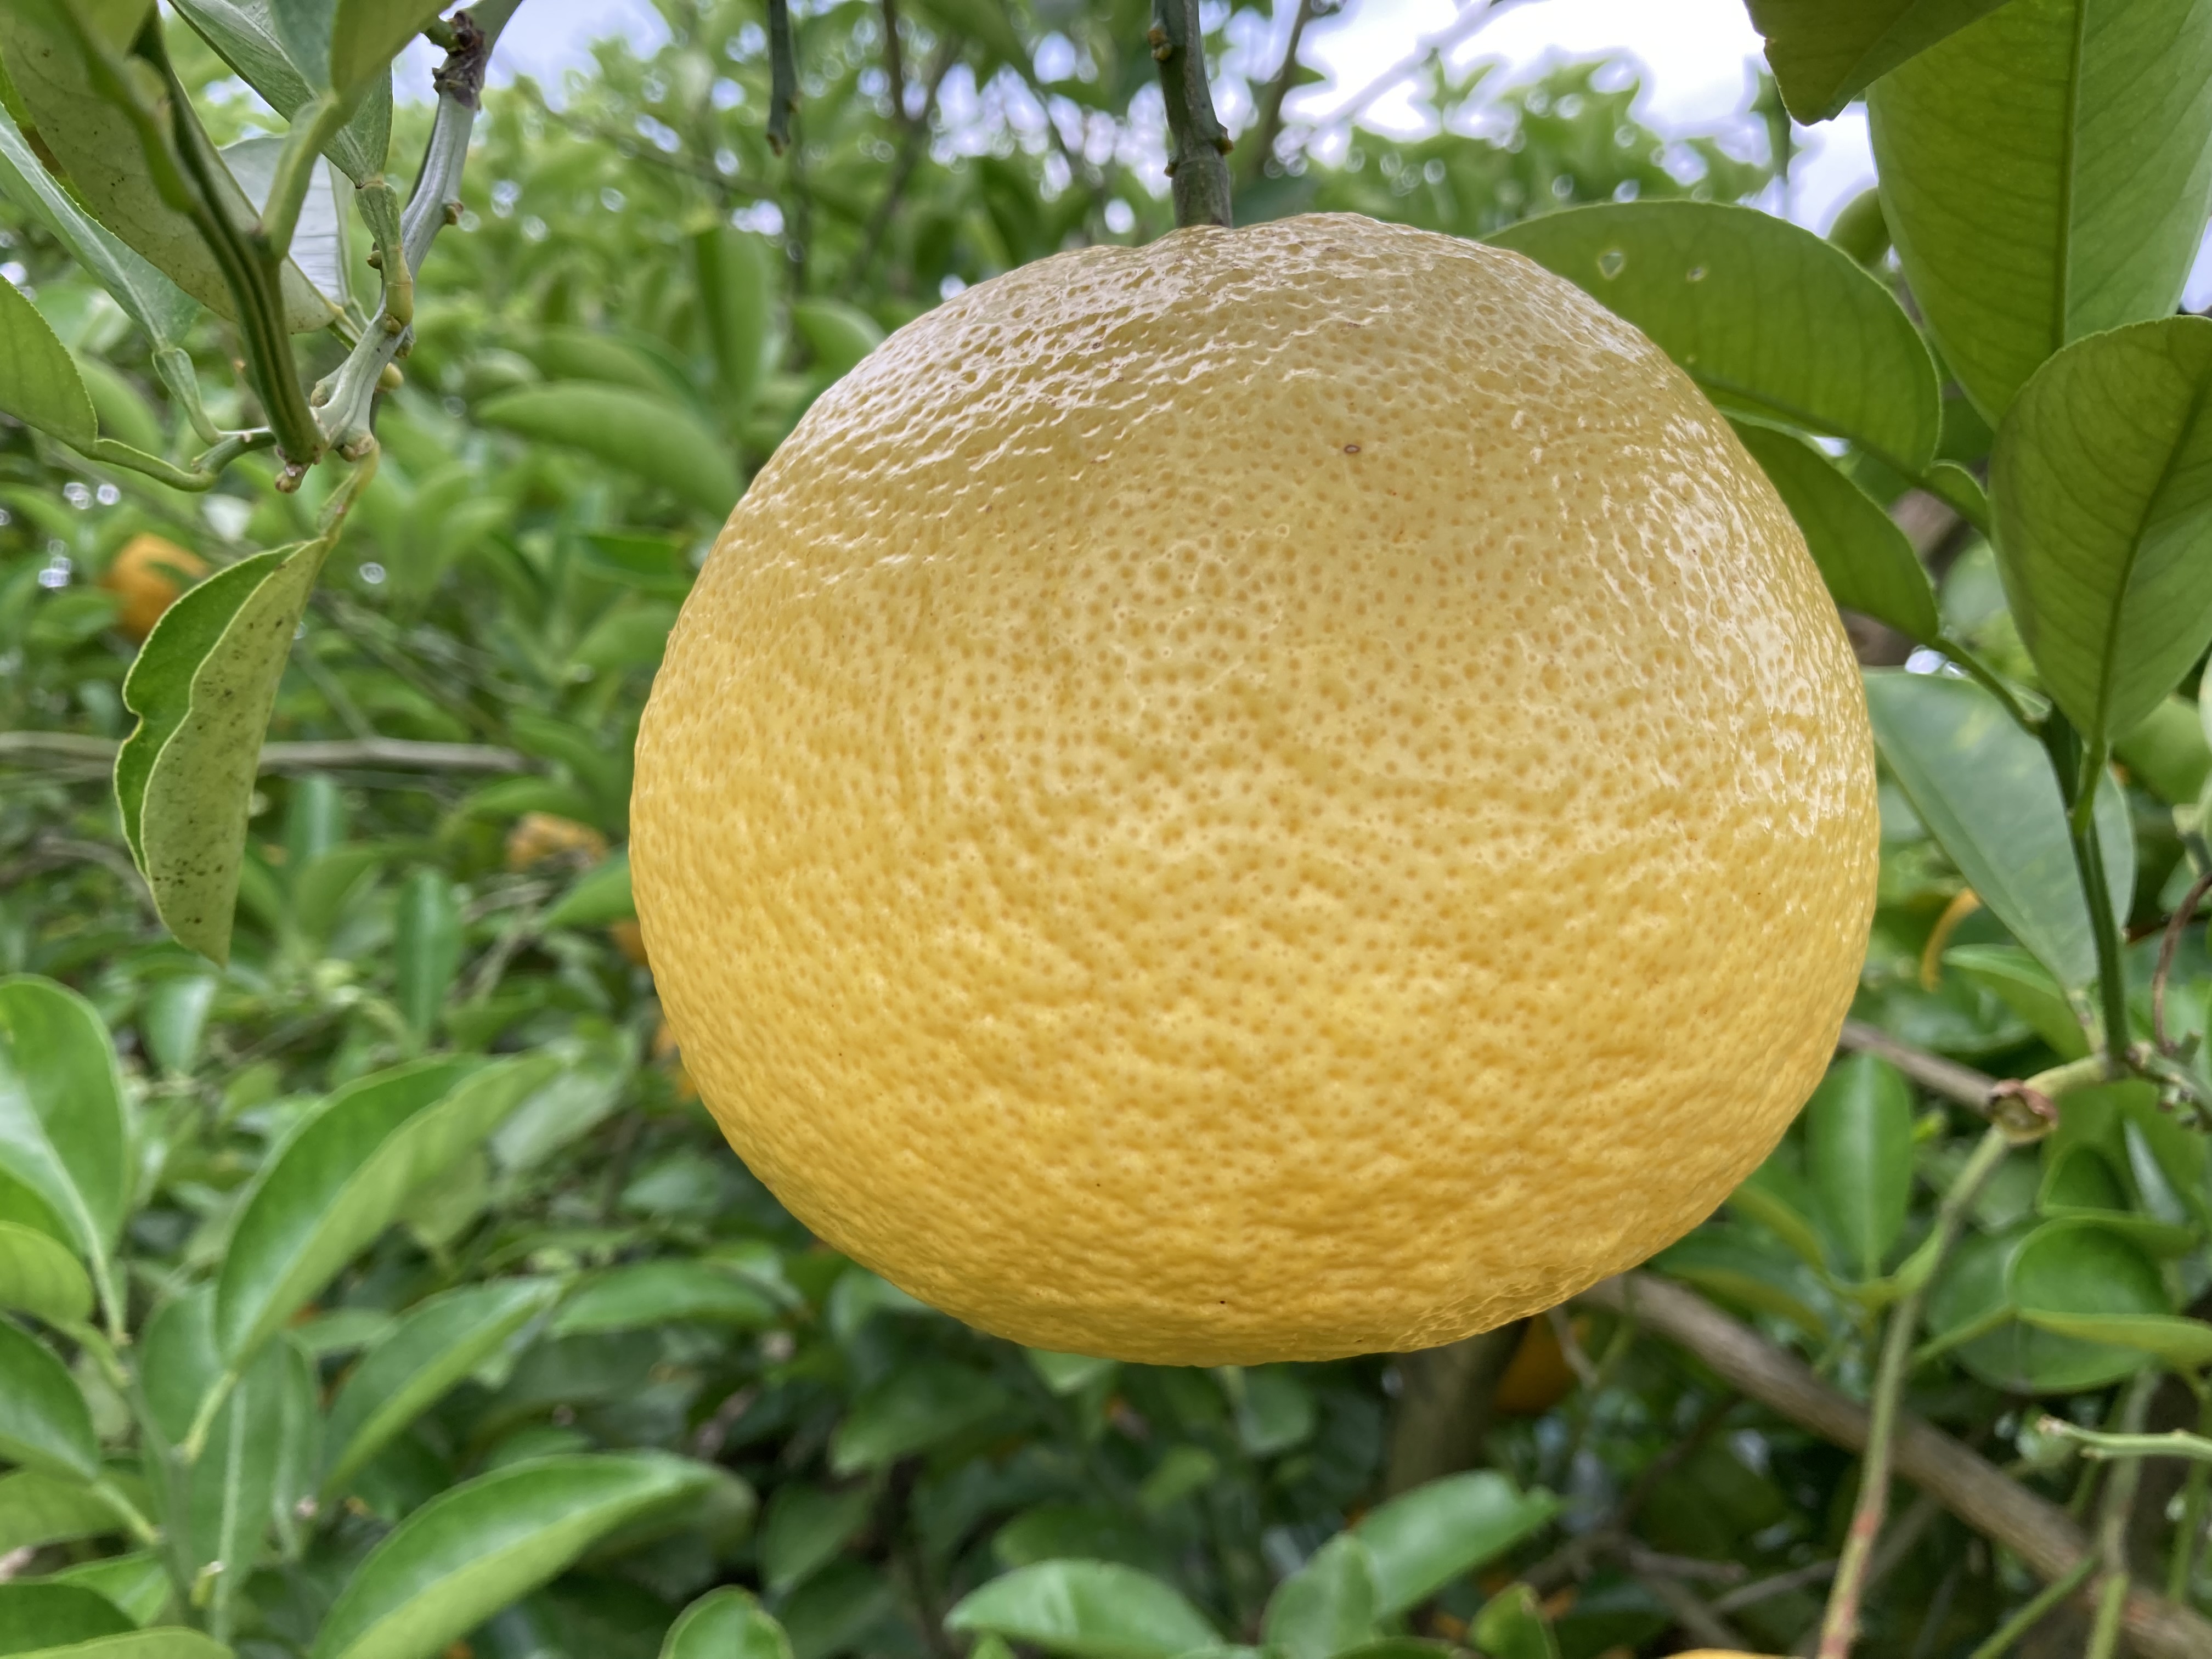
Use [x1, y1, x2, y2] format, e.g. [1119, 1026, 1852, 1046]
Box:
[0, 3, 2209, 1659]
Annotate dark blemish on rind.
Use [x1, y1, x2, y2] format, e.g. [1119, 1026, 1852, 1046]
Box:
[1343, 444, 1360, 455]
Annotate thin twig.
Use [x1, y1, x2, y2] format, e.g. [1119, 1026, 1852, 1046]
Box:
[1571, 1274, 2212, 1659]
[838, 41, 956, 298]
[1244, 0, 1321, 181]
[1836, 1019, 1996, 1113]
[0, 731, 527, 775]
[1714, 1557, 1837, 1615]
[1638, 1569, 1753, 1650]
[1149, 0, 1233, 228]
[2086, 1374, 2159, 1659]
[1817, 1125, 2014, 1658]
[2040, 1420, 2212, 1468]
[2155, 867, 2212, 1054]
[1966, 1556, 2098, 1659]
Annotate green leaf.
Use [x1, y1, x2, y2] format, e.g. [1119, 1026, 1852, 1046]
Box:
[0, 1472, 134, 1554]
[2019, 1310, 2212, 1367]
[326, 0, 444, 105]
[760, 1481, 875, 1596]
[475, 385, 741, 518]
[321, 1279, 560, 1500]
[0, 273, 94, 447]
[1869, 0, 2212, 420]
[138, 968, 218, 1077]
[392, 870, 461, 1047]
[828, 1362, 1013, 1475]
[0, 1, 337, 331]
[221, 136, 349, 303]
[0, 979, 126, 1328]
[1724, 1150, 1831, 1272]
[1929, 1222, 2167, 1393]
[1990, 317, 2212, 744]
[116, 541, 330, 965]
[660, 1588, 793, 1659]
[2115, 696, 2212, 804]
[1, 1634, 231, 1659]
[39, 1554, 169, 1627]
[0, 1578, 134, 1650]
[540, 851, 634, 929]
[1804, 1054, 1915, 1280]
[1490, 200, 1940, 476]
[1863, 670, 2134, 990]
[789, 298, 884, 379]
[214, 1056, 552, 1363]
[1940, 944, 2090, 1060]
[1025, 1350, 1116, 1397]
[0, 1220, 91, 1327]
[1733, 422, 1939, 642]
[1656, 1231, 1835, 1335]
[0, 101, 199, 351]
[549, 1260, 780, 1338]
[1468, 1583, 1559, 1659]
[1230, 1367, 1315, 1457]
[946, 1562, 1219, 1659]
[692, 227, 772, 421]
[1745, 0, 2012, 120]
[170, 0, 392, 181]
[0, 1317, 98, 1483]
[1351, 1471, 1561, 1618]
[310, 1452, 716, 1659]
[1260, 1534, 1378, 1659]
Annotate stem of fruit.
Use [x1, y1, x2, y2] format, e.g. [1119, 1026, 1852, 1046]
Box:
[314, 9, 502, 452]
[766, 0, 799, 155]
[1150, 0, 1234, 228]
[1816, 1123, 2014, 1659]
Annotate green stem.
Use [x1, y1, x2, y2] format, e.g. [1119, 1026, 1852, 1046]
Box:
[2042, 1421, 2212, 1466]
[766, 0, 798, 154]
[2082, 1372, 2158, 1659]
[2168, 1391, 2212, 1600]
[1931, 636, 2040, 733]
[87, 1477, 161, 1549]
[1966, 1555, 2097, 1659]
[2086, 1569, 2131, 1659]
[254, 93, 347, 261]
[1816, 1125, 2013, 1659]
[179, 1367, 239, 1464]
[153, 347, 219, 445]
[2043, 715, 2131, 1068]
[1150, 0, 1234, 228]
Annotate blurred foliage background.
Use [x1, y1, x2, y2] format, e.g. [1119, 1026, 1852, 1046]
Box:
[7, 3, 2211, 1658]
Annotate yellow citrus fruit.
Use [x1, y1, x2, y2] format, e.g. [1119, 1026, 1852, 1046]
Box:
[101, 533, 206, 641]
[634, 212, 1877, 1364]
[503, 811, 607, 872]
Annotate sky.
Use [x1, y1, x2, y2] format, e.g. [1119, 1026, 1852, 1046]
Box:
[477, 0, 2211, 301]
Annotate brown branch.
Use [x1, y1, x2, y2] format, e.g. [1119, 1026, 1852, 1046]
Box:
[1244, 0, 1319, 182]
[2155, 867, 2212, 1054]
[1574, 1274, 2212, 1659]
[1638, 1568, 1753, 1651]
[1837, 1018, 1996, 1113]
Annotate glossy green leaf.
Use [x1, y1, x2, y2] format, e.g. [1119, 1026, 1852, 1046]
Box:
[321, 1279, 560, 1499]
[2019, 1310, 2212, 1367]
[1744, 0, 2013, 121]
[39, 1554, 168, 1627]
[475, 385, 741, 517]
[116, 541, 330, 965]
[1261, 1533, 1378, 1659]
[327, 1, 445, 104]
[0, 1473, 134, 1554]
[1940, 945, 2089, 1060]
[1803, 1054, 1915, 1280]
[660, 1588, 792, 1659]
[0, 102, 199, 351]
[7, 1631, 231, 1658]
[393, 870, 461, 1047]
[790, 298, 884, 378]
[946, 1561, 1218, 1659]
[1864, 670, 2134, 989]
[311, 1452, 715, 1659]
[1491, 200, 1939, 475]
[138, 968, 218, 1078]
[214, 1056, 551, 1363]
[1990, 317, 2212, 744]
[828, 1362, 1013, 1475]
[0, 1220, 91, 1327]
[540, 851, 634, 929]
[0, 273, 95, 448]
[1656, 1231, 1834, 1335]
[170, 0, 392, 181]
[759, 1481, 875, 1595]
[550, 1260, 779, 1338]
[1724, 1150, 1830, 1271]
[1469, 1583, 1559, 1659]
[1733, 422, 1938, 642]
[1870, 0, 2212, 420]
[0, 979, 126, 1327]
[0, 0, 337, 331]
[2114, 695, 2212, 804]
[1352, 1470, 1561, 1617]
[1929, 1222, 2166, 1393]
[0, 1317, 98, 1483]
[221, 136, 348, 303]
[0, 1578, 133, 1651]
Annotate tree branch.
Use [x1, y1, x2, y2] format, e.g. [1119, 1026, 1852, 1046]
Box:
[1836, 1019, 1996, 1113]
[1574, 1274, 2212, 1659]
[0, 732, 527, 775]
[1149, 0, 1233, 228]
